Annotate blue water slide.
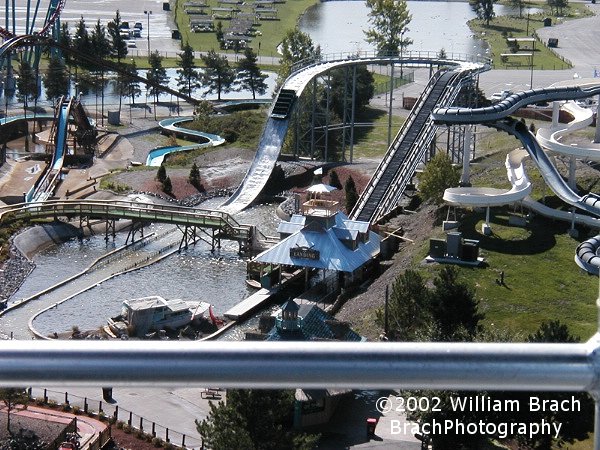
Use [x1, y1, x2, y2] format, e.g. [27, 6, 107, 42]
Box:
[24, 98, 72, 203]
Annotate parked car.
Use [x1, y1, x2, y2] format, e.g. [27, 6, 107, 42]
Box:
[489, 90, 513, 102]
[134, 22, 143, 30]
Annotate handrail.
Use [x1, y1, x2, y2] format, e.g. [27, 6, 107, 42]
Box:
[0, 199, 252, 240]
[0, 339, 597, 391]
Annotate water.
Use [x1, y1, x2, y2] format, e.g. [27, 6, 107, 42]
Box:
[1, 68, 278, 109]
[299, 1, 538, 57]
[1, 198, 282, 338]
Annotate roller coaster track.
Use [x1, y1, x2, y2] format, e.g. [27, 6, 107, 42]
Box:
[221, 52, 490, 214]
[0, 0, 66, 39]
[0, 199, 254, 245]
[0, 34, 199, 105]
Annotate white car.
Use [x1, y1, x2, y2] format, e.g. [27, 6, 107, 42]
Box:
[489, 90, 513, 102]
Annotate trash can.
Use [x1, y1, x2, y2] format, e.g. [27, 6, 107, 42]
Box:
[366, 418, 378, 437]
[102, 387, 113, 401]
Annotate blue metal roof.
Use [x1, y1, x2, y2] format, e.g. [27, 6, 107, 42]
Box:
[254, 212, 380, 272]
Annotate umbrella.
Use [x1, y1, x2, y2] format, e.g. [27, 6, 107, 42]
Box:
[306, 183, 337, 194]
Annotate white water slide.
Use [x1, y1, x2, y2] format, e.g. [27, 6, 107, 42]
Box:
[432, 82, 600, 273]
[220, 54, 487, 214]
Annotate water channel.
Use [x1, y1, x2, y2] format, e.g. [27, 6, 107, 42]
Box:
[1, 198, 280, 339]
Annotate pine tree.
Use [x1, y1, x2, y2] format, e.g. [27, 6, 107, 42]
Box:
[430, 266, 484, 341]
[59, 22, 73, 67]
[107, 10, 128, 63]
[147, 51, 169, 119]
[344, 175, 359, 213]
[236, 47, 268, 100]
[73, 16, 93, 70]
[156, 164, 167, 183]
[189, 162, 201, 189]
[418, 152, 460, 204]
[45, 56, 69, 104]
[200, 50, 235, 101]
[162, 176, 173, 195]
[16, 60, 38, 109]
[328, 170, 342, 189]
[91, 19, 111, 62]
[176, 42, 201, 97]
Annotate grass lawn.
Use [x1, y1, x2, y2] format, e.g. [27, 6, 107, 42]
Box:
[351, 106, 405, 159]
[173, 0, 319, 57]
[469, 2, 593, 70]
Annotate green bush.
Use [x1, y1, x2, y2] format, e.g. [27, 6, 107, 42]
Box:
[151, 437, 163, 447]
[123, 424, 132, 434]
[116, 420, 125, 430]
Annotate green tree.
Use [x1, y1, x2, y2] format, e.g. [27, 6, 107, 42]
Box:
[73, 16, 93, 69]
[16, 60, 38, 116]
[5, 428, 46, 449]
[508, 0, 525, 17]
[44, 56, 69, 105]
[236, 46, 268, 100]
[147, 50, 169, 119]
[176, 42, 201, 97]
[197, 389, 319, 450]
[278, 29, 320, 81]
[124, 61, 142, 105]
[200, 50, 235, 101]
[156, 164, 167, 183]
[418, 152, 460, 204]
[91, 19, 111, 61]
[378, 269, 431, 341]
[326, 64, 375, 118]
[328, 170, 342, 190]
[215, 21, 224, 46]
[0, 388, 29, 435]
[189, 162, 201, 189]
[58, 22, 73, 67]
[430, 266, 484, 341]
[364, 0, 412, 56]
[470, 0, 496, 26]
[107, 10, 128, 63]
[162, 175, 173, 195]
[344, 175, 359, 213]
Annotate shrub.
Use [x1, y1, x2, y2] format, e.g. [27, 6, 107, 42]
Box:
[162, 176, 173, 195]
[116, 420, 125, 430]
[152, 437, 163, 447]
[47, 400, 57, 408]
[156, 164, 167, 183]
[61, 403, 71, 411]
[123, 424, 132, 434]
[35, 397, 45, 406]
[72, 405, 81, 415]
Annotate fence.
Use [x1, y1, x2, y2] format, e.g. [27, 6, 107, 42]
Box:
[29, 387, 204, 449]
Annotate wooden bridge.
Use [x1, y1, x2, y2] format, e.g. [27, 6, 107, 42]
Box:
[0, 199, 257, 253]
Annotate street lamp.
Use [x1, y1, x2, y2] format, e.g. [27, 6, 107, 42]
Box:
[400, 27, 409, 80]
[144, 10, 152, 57]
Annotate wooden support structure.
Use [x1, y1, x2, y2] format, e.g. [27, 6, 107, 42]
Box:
[125, 221, 144, 244]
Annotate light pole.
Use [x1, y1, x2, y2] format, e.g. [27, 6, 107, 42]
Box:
[144, 10, 152, 57]
[400, 27, 409, 80]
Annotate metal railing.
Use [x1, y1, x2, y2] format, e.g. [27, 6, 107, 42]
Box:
[290, 50, 491, 75]
[29, 388, 202, 449]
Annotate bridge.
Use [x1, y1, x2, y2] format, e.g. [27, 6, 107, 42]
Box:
[221, 51, 490, 215]
[0, 199, 257, 253]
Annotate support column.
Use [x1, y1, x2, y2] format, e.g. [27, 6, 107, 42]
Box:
[460, 126, 472, 187]
[310, 77, 317, 159]
[568, 154, 577, 192]
[387, 63, 395, 148]
[552, 101, 560, 128]
[350, 65, 357, 164]
[482, 206, 492, 236]
[324, 72, 331, 162]
[595, 96, 600, 144]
